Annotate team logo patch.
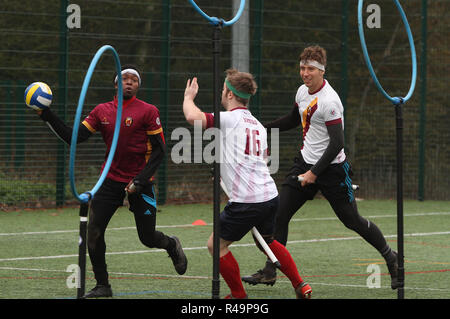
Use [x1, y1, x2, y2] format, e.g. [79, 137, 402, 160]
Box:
[125, 117, 133, 126]
[156, 117, 161, 126]
[101, 117, 109, 125]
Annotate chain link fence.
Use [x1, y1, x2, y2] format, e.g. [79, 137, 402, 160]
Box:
[0, 0, 448, 209]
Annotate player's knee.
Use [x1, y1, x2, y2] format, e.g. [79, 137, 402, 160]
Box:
[341, 217, 357, 231]
[342, 219, 355, 230]
[342, 215, 367, 233]
[207, 236, 214, 255]
[253, 234, 274, 253]
[263, 235, 274, 245]
[87, 224, 104, 250]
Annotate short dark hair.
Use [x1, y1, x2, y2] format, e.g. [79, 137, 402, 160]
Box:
[113, 64, 142, 85]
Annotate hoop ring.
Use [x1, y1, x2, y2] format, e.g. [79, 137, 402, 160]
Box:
[69, 45, 123, 203]
[358, 0, 417, 105]
[188, 0, 246, 26]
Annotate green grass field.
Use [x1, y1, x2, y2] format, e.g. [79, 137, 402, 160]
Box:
[1, 199, 449, 300]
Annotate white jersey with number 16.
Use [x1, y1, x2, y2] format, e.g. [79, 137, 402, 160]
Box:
[205, 107, 278, 203]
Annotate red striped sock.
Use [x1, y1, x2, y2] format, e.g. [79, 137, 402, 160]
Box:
[220, 251, 247, 298]
[269, 240, 303, 288]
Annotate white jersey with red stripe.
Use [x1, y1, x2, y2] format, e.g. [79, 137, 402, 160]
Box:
[205, 107, 278, 203]
[295, 79, 346, 165]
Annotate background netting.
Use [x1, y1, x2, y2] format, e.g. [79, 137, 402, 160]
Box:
[0, 0, 448, 209]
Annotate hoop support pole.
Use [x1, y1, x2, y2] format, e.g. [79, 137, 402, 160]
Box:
[76, 201, 89, 299]
[395, 103, 405, 299]
[212, 23, 222, 300]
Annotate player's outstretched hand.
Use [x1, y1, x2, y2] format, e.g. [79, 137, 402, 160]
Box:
[184, 77, 199, 101]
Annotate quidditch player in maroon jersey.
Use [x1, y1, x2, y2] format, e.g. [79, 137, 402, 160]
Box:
[35, 65, 187, 298]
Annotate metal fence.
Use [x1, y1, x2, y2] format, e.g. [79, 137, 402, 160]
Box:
[0, 0, 448, 209]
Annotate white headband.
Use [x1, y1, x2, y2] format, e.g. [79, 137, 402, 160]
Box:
[300, 60, 325, 71]
[114, 68, 141, 86]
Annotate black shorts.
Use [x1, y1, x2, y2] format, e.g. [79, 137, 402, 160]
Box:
[92, 178, 157, 217]
[220, 196, 279, 242]
[282, 152, 355, 202]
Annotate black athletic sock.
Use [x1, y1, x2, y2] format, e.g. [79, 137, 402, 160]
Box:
[380, 245, 397, 264]
[93, 264, 109, 286]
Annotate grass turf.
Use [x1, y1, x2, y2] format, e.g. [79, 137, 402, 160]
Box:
[0, 199, 449, 300]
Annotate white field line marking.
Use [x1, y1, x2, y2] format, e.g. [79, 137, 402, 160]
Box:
[1, 211, 449, 237]
[0, 266, 209, 280]
[276, 279, 450, 292]
[1, 266, 449, 293]
[0, 230, 450, 262]
[0, 224, 195, 236]
[290, 211, 450, 223]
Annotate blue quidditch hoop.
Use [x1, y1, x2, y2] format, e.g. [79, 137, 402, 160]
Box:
[70, 45, 123, 203]
[358, 0, 417, 105]
[188, 0, 246, 26]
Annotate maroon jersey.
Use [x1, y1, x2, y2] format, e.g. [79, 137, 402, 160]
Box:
[82, 96, 164, 183]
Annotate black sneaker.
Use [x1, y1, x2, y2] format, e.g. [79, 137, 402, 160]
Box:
[168, 236, 188, 275]
[387, 250, 400, 290]
[242, 269, 277, 286]
[81, 284, 113, 298]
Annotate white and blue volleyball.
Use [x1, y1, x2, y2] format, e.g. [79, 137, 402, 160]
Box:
[24, 82, 52, 110]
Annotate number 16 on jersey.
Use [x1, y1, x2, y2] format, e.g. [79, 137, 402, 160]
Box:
[245, 128, 261, 156]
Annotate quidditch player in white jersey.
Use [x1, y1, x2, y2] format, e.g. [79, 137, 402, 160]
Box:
[242, 46, 400, 291]
[183, 69, 312, 299]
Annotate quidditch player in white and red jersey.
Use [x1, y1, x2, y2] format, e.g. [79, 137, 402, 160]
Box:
[204, 101, 277, 205]
[183, 68, 311, 299]
[242, 46, 400, 291]
[34, 65, 187, 298]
